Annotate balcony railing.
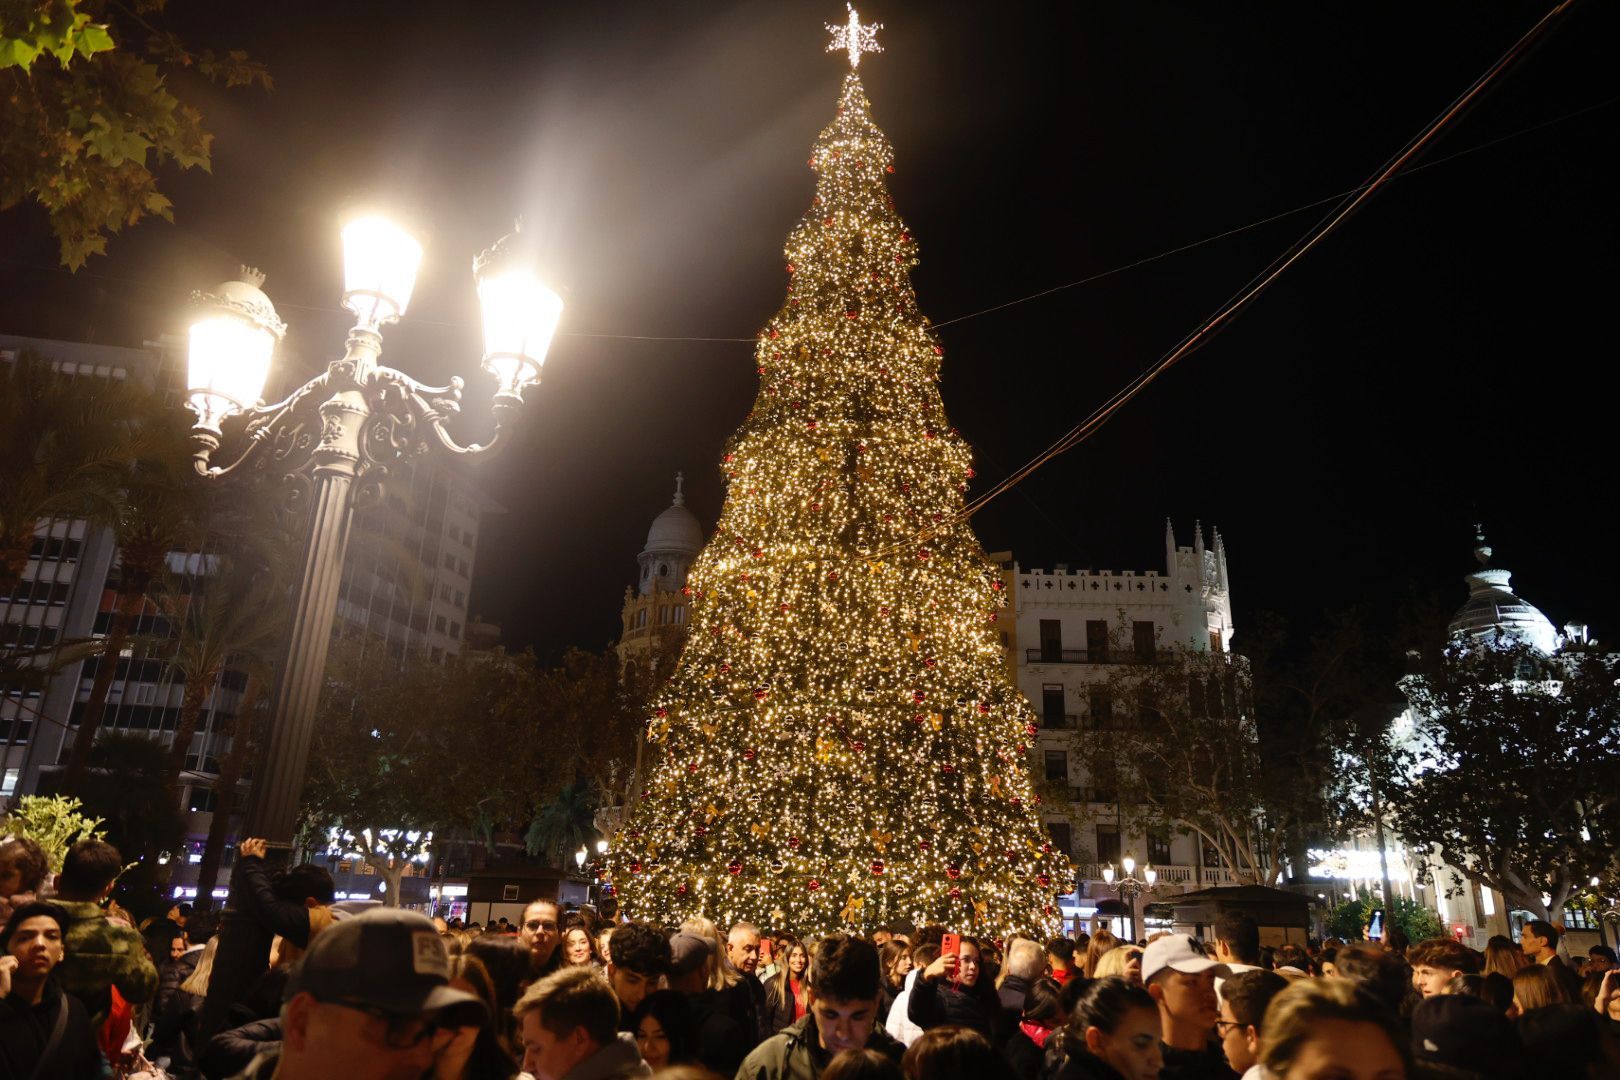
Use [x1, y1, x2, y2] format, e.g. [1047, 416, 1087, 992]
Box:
[1026, 648, 1162, 665]
[1071, 863, 1230, 887]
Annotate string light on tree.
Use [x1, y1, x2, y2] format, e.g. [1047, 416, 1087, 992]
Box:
[826, 4, 883, 70]
[609, 10, 1063, 938]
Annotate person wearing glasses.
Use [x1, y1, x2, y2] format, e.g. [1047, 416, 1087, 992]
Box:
[520, 899, 565, 982]
[1215, 969, 1286, 1080]
[225, 908, 487, 1080]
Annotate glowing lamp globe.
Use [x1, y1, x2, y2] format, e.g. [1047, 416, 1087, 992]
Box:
[1122, 856, 1135, 876]
[574, 849, 587, 869]
[476, 269, 563, 399]
[1102, 865, 1115, 885]
[186, 269, 285, 435]
[1144, 866, 1157, 886]
[341, 216, 422, 329]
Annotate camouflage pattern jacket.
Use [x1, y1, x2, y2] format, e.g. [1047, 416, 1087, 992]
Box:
[52, 898, 159, 1018]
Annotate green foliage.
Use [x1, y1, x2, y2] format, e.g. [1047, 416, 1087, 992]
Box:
[1327, 886, 1446, 944]
[0, 793, 106, 872]
[0, 0, 113, 72]
[0, 0, 269, 267]
[1390, 638, 1620, 922]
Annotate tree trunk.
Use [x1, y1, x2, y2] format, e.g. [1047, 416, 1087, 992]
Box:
[167, 662, 220, 780]
[63, 587, 144, 788]
[364, 852, 405, 908]
[193, 676, 262, 913]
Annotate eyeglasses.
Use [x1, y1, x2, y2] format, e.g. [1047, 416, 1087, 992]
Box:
[1213, 1019, 1245, 1037]
[327, 999, 450, 1050]
[525, 920, 558, 932]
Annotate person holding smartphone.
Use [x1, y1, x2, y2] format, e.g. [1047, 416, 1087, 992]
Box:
[1595, 969, 1620, 1023]
[907, 932, 999, 1040]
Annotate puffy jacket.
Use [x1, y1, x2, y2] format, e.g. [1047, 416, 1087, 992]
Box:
[735, 1012, 904, 1080]
[0, 978, 102, 1080]
[905, 971, 998, 1040]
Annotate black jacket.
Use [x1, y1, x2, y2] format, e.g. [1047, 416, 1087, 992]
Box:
[737, 971, 771, 1046]
[906, 973, 999, 1040]
[0, 979, 102, 1080]
[152, 987, 205, 1077]
[202, 1016, 282, 1080]
[686, 987, 751, 1076]
[764, 971, 808, 1035]
[157, 945, 203, 1014]
[197, 855, 313, 1040]
[1160, 1040, 1238, 1080]
[1001, 1026, 1047, 1080]
[1051, 1048, 1131, 1080]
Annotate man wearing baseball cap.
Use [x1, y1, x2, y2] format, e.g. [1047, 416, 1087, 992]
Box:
[1141, 934, 1235, 1080]
[228, 907, 486, 1080]
[667, 930, 749, 1075]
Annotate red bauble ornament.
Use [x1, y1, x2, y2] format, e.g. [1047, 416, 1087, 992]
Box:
[727, 860, 743, 876]
[933, 344, 945, 356]
[900, 231, 910, 242]
[946, 864, 962, 880]
[742, 748, 756, 761]
[942, 763, 955, 774]
[786, 263, 795, 273]
[828, 571, 839, 582]
[752, 549, 764, 560]
[694, 825, 706, 836]
[806, 420, 817, 430]
[924, 657, 937, 668]
[769, 328, 780, 339]
[752, 687, 769, 700]
[687, 762, 699, 774]
[949, 886, 962, 899]
[676, 883, 688, 896]
[681, 585, 692, 597]
[1041, 843, 1054, 854]
[1011, 797, 1022, 807]
[871, 860, 885, 876]
[630, 861, 644, 874]
[851, 740, 866, 752]
[918, 839, 932, 851]
[979, 703, 992, 714]
[917, 549, 930, 560]
[808, 878, 821, 891]
[779, 602, 791, 612]
[654, 707, 668, 719]
[1036, 873, 1052, 888]
[788, 836, 801, 850]
[886, 164, 896, 174]
[1026, 724, 1039, 736]
[913, 691, 927, 704]
[718, 663, 731, 674]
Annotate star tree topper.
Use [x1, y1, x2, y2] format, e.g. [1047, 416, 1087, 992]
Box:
[827, 4, 883, 69]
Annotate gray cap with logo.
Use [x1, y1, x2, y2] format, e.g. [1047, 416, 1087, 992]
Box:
[285, 907, 485, 1023]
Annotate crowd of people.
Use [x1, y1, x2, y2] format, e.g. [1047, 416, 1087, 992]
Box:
[3, 833, 1619, 1079]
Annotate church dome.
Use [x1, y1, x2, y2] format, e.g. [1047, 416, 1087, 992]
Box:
[642, 473, 703, 556]
[1449, 535, 1558, 654]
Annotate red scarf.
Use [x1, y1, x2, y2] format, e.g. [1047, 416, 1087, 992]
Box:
[1050, 967, 1073, 985]
[789, 975, 808, 1019]
[1020, 1020, 1052, 1048]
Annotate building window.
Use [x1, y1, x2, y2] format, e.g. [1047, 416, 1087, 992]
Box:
[674, 605, 685, 625]
[1041, 685, 1066, 727]
[1088, 687, 1113, 730]
[1210, 630, 1224, 652]
[1046, 822, 1072, 857]
[1, 768, 17, 797]
[1096, 825, 1120, 865]
[434, 616, 447, 633]
[448, 621, 461, 638]
[657, 606, 668, 625]
[1043, 750, 1068, 782]
[635, 609, 648, 629]
[1039, 619, 1063, 662]
[1148, 830, 1172, 866]
[454, 590, 464, 607]
[1086, 620, 1109, 662]
[659, 563, 669, 576]
[1133, 621, 1156, 662]
[443, 553, 455, 570]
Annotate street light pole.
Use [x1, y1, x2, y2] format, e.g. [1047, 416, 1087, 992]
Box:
[185, 217, 563, 851]
[1103, 857, 1158, 944]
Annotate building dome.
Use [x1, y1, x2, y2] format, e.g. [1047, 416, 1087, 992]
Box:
[1449, 534, 1558, 654]
[643, 473, 703, 556]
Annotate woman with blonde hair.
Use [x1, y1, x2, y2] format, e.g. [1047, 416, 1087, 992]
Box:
[1258, 978, 1408, 1079]
[1082, 928, 1119, 978]
[1482, 934, 1532, 978]
[680, 914, 741, 990]
[1508, 964, 1574, 1017]
[1090, 943, 1143, 984]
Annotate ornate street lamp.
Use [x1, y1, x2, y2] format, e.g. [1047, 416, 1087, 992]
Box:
[186, 216, 562, 849]
[1103, 856, 1158, 943]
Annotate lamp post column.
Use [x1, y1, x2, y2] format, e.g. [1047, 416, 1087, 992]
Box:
[243, 333, 377, 848]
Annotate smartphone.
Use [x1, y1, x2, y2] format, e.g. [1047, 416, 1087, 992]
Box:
[1366, 909, 1386, 942]
[759, 938, 774, 965]
[940, 933, 962, 989]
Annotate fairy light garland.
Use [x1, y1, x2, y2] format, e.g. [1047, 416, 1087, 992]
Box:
[607, 11, 1064, 940]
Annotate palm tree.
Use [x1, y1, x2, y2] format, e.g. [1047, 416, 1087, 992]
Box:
[63, 409, 210, 788]
[154, 555, 286, 782]
[192, 673, 266, 909]
[524, 782, 599, 867]
[0, 350, 136, 593]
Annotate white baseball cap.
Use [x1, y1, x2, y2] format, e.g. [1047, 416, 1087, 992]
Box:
[1141, 934, 1232, 983]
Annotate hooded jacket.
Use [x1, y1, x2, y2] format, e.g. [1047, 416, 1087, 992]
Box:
[562, 1031, 651, 1080]
[735, 1011, 904, 1080]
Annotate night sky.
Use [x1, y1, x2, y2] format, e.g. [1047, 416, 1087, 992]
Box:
[2, 1, 1614, 660]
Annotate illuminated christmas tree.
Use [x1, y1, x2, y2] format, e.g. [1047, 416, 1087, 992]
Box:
[610, 8, 1064, 936]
